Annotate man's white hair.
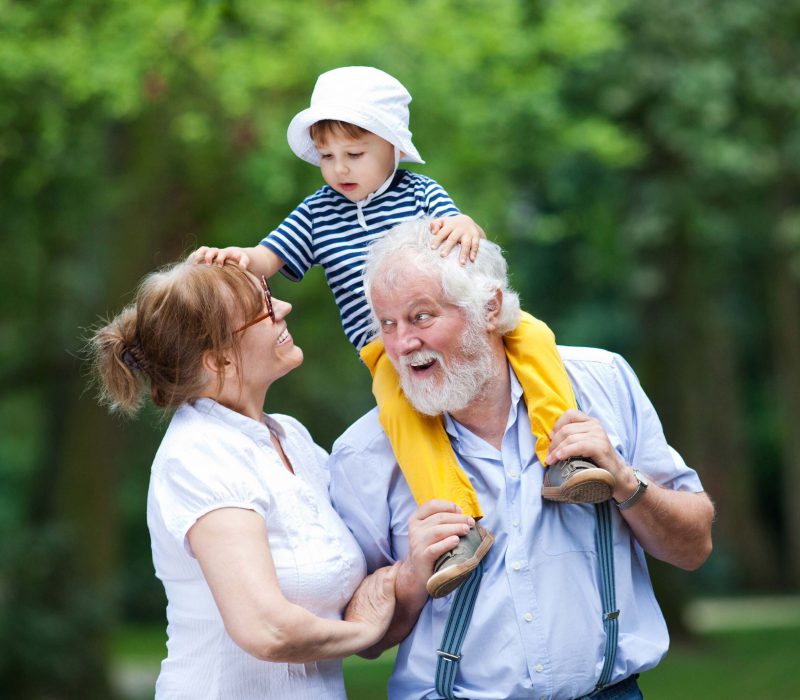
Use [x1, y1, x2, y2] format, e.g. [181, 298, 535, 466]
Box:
[362, 218, 521, 340]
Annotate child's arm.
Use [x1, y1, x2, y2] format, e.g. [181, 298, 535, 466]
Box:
[429, 214, 486, 264]
[192, 244, 285, 279]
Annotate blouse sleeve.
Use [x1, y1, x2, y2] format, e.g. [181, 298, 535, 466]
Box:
[151, 439, 273, 558]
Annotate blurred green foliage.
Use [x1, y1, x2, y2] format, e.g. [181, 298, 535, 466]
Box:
[2, 0, 799, 695]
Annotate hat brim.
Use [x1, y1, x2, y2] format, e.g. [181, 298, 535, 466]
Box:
[287, 103, 425, 166]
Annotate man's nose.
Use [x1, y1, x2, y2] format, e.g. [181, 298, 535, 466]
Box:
[396, 326, 422, 355]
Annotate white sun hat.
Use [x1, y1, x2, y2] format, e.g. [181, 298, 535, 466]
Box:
[287, 66, 425, 166]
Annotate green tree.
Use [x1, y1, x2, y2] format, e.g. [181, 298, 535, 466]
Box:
[557, 0, 800, 589]
[4, 0, 797, 694]
[0, 0, 629, 692]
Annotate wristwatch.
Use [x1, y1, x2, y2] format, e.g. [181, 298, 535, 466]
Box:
[615, 468, 649, 510]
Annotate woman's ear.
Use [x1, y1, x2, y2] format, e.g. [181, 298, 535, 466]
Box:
[201, 350, 233, 376]
[485, 289, 503, 332]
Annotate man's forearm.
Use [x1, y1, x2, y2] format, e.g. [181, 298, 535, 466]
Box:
[616, 468, 714, 570]
[548, 409, 713, 571]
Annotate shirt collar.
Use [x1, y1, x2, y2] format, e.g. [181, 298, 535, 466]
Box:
[190, 397, 284, 446]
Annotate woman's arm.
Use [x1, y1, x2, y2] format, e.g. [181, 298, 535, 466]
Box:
[189, 507, 396, 663]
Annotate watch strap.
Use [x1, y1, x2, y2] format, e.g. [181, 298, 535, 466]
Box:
[615, 469, 648, 510]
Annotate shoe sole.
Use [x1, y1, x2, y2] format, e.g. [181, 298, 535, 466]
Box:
[425, 529, 495, 599]
[541, 467, 616, 504]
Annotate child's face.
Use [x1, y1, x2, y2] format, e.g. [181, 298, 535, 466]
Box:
[315, 130, 396, 202]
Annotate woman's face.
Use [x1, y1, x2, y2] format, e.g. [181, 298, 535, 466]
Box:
[235, 273, 304, 390]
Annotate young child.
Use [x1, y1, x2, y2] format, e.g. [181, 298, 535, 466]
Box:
[195, 66, 615, 598]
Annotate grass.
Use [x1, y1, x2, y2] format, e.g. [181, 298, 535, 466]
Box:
[114, 620, 800, 700]
[344, 649, 396, 699]
[112, 624, 167, 663]
[639, 626, 800, 699]
[342, 625, 800, 700]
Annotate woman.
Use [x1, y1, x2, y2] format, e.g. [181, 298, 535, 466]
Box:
[90, 259, 396, 699]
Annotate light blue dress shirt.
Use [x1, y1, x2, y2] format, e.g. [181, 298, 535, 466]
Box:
[329, 346, 705, 700]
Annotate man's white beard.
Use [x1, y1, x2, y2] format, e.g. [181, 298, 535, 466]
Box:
[398, 324, 495, 416]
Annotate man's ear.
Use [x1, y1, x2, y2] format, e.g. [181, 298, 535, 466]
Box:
[485, 289, 503, 332]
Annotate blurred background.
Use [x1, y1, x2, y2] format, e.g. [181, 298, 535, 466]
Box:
[1, 0, 799, 698]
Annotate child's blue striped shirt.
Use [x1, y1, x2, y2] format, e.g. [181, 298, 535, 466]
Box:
[261, 170, 460, 351]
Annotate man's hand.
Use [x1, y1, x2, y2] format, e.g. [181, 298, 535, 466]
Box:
[398, 500, 473, 601]
[546, 410, 626, 474]
[546, 409, 638, 501]
[547, 409, 714, 570]
[430, 215, 486, 264]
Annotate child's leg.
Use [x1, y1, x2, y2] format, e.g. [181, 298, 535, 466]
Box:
[360, 338, 483, 519]
[503, 312, 576, 466]
[504, 312, 615, 503]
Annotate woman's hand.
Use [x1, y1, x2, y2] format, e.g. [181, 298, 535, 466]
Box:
[353, 498, 472, 658]
[343, 563, 399, 647]
[355, 501, 473, 658]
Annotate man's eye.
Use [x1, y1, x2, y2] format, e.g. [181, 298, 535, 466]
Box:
[415, 313, 432, 323]
[380, 319, 396, 329]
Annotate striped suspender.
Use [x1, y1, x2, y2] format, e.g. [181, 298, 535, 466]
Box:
[578, 387, 620, 690]
[432, 505, 618, 698]
[595, 500, 619, 689]
[433, 561, 484, 699]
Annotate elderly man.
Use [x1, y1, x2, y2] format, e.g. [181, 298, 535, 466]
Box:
[329, 220, 714, 700]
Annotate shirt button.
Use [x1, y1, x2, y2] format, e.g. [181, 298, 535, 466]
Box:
[523, 612, 533, 622]
[512, 519, 520, 527]
[512, 561, 521, 571]
[535, 664, 544, 673]
[509, 470, 519, 479]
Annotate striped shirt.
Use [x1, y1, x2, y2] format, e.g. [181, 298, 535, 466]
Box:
[260, 170, 460, 351]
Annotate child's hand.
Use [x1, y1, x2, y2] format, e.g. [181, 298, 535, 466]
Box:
[429, 215, 486, 264]
[192, 245, 252, 269]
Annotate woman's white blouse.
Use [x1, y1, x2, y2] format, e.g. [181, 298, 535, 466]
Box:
[146, 398, 367, 699]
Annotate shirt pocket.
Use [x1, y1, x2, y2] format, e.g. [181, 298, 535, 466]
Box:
[539, 503, 599, 555]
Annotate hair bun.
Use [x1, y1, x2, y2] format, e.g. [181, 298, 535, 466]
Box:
[121, 344, 146, 372]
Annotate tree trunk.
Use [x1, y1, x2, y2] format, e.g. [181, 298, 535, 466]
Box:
[643, 234, 779, 590]
[769, 245, 800, 586]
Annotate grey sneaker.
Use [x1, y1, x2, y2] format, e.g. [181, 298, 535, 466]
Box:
[541, 457, 615, 504]
[426, 523, 494, 599]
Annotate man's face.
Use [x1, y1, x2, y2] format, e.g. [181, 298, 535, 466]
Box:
[370, 273, 493, 415]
